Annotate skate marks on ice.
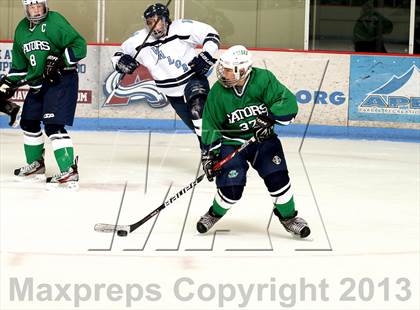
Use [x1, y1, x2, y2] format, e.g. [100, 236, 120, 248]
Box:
[1, 130, 419, 257]
[88, 168, 326, 253]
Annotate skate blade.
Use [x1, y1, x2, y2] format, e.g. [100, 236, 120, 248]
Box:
[14, 174, 46, 183]
[286, 227, 311, 239]
[46, 181, 79, 191]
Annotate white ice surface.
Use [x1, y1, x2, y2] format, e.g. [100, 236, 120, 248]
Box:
[0, 129, 419, 310]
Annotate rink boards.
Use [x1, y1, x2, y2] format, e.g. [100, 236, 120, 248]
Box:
[0, 42, 419, 137]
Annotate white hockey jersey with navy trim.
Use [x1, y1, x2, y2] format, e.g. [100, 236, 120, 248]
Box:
[112, 19, 219, 97]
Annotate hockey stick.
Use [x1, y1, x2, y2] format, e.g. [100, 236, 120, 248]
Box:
[104, 0, 172, 105]
[94, 136, 256, 236]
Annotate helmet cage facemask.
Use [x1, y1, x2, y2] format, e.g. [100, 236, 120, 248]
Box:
[216, 60, 252, 88]
[23, 0, 48, 24]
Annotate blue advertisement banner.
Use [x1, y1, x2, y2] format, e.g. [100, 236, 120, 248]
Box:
[349, 56, 420, 123]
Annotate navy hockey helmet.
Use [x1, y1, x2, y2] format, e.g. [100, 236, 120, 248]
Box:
[144, 3, 169, 20]
[143, 3, 171, 39]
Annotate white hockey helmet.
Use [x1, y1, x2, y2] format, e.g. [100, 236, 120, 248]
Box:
[22, 0, 49, 24]
[216, 45, 253, 88]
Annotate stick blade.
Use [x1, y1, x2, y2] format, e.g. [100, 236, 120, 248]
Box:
[94, 223, 130, 234]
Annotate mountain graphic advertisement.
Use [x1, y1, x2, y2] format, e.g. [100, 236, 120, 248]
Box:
[369, 65, 420, 98]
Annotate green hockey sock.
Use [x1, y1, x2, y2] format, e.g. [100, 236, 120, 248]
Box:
[50, 132, 74, 172]
[53, 147, 74, 172]
[211, 199, 228, 217]
[23, 130, 44, 164]
[274, 196, 296, 218]
[24, 144, 44, 164]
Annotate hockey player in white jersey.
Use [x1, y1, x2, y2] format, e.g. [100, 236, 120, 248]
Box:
[112, 3, 220, 148]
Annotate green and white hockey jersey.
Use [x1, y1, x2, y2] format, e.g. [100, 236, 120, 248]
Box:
[7, 11, 86, 88]
[202, 67, 298, 149]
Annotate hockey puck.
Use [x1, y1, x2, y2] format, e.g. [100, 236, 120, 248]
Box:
[117, 230, 128, 237]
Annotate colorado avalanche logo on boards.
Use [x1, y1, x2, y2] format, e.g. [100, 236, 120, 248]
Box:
[359, 65, 420, 115]
[103, 65, 168, 108]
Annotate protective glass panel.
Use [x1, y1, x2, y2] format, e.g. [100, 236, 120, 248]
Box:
[49, 0, 98, 43]
[310, 0, 411, 53]
[0, 0, 28, 40]
[184, 0, 305, 49]
[104, 0, 176, 43]
[415, 0, 420, 54]
[0, 0, 97, 42]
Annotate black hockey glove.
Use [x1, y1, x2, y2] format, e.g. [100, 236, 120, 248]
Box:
[201, 151, 221, 182]
[253, 114, 276, 143]
[116, 54, 139, 74]
[0, 76, 17, 100]
[43, 55, 65, 84]
[188, 51, 216, 77]
[0, 98, 20, 127]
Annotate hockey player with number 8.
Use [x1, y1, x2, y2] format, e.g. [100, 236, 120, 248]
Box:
[198, 45, 311, 238]
[0, 0, 87, 189]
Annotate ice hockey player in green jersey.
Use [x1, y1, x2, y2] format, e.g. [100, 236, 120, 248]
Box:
[0, 0, 87, 189]
[197, 45, 310, 238]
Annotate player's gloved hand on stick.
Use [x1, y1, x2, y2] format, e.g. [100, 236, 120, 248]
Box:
[43, 55, 65, 84]
[253, 114, 276, 143]
[201, 151, 220, 182]
[0, 76, 17, 100]
[188, 51, 216, 77]
[116, 54, 139, 74]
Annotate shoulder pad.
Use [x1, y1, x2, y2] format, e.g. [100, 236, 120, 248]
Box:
[168, 19, 192, 35]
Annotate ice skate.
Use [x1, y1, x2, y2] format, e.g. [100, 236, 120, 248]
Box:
[46, 157, 79, 190]
[197, 207, 222, 233]
[275, 210, 311, 238]
[14, 158, 46, 181]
